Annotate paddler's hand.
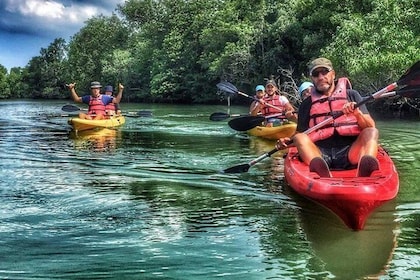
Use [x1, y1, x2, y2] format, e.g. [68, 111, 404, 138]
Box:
[275, 137, 291, 150]
[118, 83, 124, 90]
[66, 83, 76, 90]
[285, 110, 297, 119]
[343, 101, 361, 116]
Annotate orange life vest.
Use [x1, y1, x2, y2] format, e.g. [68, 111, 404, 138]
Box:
[105, 102, 116, 112]
[88, 95, 106, 115]
[308, 78, 361, 143]
[262, 95, 287, 118]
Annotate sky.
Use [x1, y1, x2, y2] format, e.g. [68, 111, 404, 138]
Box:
[0, 0, 125, 71]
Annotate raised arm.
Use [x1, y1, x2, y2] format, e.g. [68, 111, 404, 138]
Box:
[67, 83, 82, 103]
[113, 83, 124, 103]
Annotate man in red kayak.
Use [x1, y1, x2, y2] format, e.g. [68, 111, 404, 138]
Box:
[67, 81, 122, 120]
[276, 57, 379, 177]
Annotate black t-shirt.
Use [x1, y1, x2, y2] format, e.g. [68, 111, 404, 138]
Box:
[297, 88, 369, 148]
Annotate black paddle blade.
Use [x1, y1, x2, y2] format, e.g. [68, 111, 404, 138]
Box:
[228, 115, 265, 131]
[216, 81, 238, 97]
[137, 110, 153, 117]
[398, 85, 420, 98]
[209, 112, 230, 121]
[61, 104, 81, 112]
[222, 163, 251, 173]
[398, 60, 420, 87]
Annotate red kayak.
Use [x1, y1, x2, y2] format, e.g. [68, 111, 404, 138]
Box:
[284, 146, 399, 230]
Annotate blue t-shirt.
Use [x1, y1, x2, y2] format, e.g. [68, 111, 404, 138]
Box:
[81, 94, 113, 105]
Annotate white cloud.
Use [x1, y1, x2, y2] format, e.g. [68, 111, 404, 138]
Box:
[9, 0, 65, 19]
[4, 0, 99, 24]
[0, 0, 125, 70]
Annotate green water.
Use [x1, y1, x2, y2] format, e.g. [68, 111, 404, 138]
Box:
[0, 100, 418, 279]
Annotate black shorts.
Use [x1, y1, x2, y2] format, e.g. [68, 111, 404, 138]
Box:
[319, 145, 356, 170]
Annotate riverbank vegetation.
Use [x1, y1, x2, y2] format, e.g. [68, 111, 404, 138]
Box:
[0, 0, 418, 116]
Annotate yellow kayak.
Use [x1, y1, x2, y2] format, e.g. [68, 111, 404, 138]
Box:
[68, 115, 126, 132]
[247, 122, 297, 140]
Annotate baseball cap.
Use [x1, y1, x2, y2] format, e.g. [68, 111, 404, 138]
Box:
[265, 79, 277, 88]
[308, 58, 333, 76]
[255, 85, 265, 91]
[298, 82, 314, 96]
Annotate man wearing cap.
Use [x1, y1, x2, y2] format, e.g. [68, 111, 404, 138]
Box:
[249, 85, 265, 115]
[104, 84, 124, 116]
[251, 79, 297, 125]
[67, 81, 123, 120]
[276, 57, 379, 177]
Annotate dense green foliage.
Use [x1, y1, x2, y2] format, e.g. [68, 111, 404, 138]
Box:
[0, 0, 418, 115]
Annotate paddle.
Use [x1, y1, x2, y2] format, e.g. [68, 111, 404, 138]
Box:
[62, 104, 86, 112]
[223, 61, 420, 173]
[61, 104, 153, 117]
[125, 111, 153, 118]
[209, 112, 245, 121]
[227, 113, 286, 131]
[216, 81, 286, 112]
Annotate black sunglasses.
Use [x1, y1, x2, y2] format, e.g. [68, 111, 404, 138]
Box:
[311, 68, 331, 77]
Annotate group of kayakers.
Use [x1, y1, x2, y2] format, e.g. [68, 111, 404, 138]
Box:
[67, 82, 124, 120]
[250, 57, 380, 178]
[66, 57, 380, 178]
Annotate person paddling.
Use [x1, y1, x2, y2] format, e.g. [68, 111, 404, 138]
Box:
[249, 85, 265, 115]
[276, 57, 379, 177]
[251, 79, 297, 126]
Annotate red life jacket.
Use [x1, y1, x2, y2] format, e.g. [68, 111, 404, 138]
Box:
[105, 102, 116, 112]
[308, 78, 361, 143]
[88, 95, 106, 115]
[262, 95, 287, 118]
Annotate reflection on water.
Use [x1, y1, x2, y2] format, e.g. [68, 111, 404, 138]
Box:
[0, 101, 418, 279]
[294, 191, 398, 280]
[69, 128, 122, 152]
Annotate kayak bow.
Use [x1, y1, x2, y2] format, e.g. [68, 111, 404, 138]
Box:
[284, 146, 399, 230]
[247, 123, 297, 140]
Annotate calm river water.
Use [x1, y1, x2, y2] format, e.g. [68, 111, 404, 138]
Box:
[0, 100, 419, 280]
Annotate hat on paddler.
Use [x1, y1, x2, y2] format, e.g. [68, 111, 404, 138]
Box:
[90, 81, 102, 89]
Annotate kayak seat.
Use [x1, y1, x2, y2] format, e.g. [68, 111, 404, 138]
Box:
[357, 155, 379, 177]
[309, 157, 332, 178]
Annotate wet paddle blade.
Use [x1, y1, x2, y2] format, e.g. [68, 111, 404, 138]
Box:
[61, 104, 81, 112]
[209, 112, 230, 121]
[397, 85, 420, 98]
[137, 110, 153, 117]
[228, 115, 265, 131]
[216, 81, 239, 97]
[222, 163, 251, 173]
[397, 60, 420, 87]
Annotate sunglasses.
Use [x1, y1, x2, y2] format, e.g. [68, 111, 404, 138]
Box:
[311, 68, 331, 77]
